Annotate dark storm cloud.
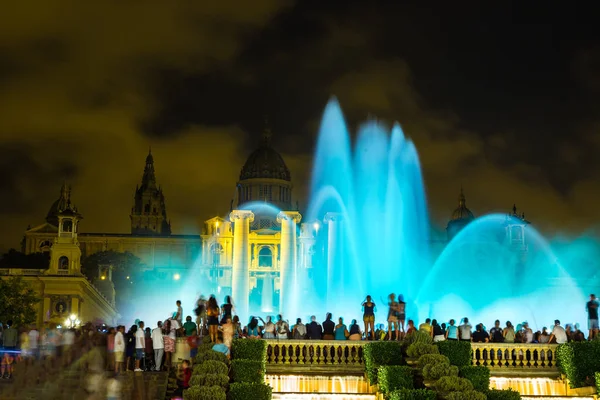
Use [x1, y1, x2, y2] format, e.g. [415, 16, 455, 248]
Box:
[0, 1, 598, 251]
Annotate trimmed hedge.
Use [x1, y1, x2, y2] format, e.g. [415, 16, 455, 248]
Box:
[405, 331, 434, 345]
[460, 366, 490, 392]
[363, 341, 403, 384]
[435, 376, 474, 393]
[189, 373, 230, 389]
[486, 388, 521, 400]
[417, 354, 450, 369]
[231, 359, 266, 383]
[389, 388, 436, 400]
[195, 350, 230, 365]
[228, 382, 272, 400]
[556, 341, 600, 388]
[231, 339, 267, 362]
[436, 341, 472, 367]
[423, 362, 458, 381]
[377, 365, 414, 394]
[596, 372, 600, 394]
[445, 390, 487, 400]
[194, 360, 229, 376]
[406, 342, 438, 358]
[184, 385, 226, 400]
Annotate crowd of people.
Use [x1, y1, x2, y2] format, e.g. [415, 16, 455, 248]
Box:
[1, 292, 598, 381]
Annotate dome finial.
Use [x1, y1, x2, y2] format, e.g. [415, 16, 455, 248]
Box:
[458, 184, 465, 206]
[262, 115, 272, 146]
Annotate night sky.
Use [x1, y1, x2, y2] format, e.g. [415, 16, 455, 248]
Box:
[1, 2, 599, 251]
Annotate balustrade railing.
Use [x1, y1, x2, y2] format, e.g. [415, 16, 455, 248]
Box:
[470, 343, 558, 375]
[265, 340, 367, 374]
[264, 340, 559, 376]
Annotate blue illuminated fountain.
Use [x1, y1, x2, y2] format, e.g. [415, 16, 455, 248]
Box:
[302, 98, 594, 329]
[304, 98, 430, 320]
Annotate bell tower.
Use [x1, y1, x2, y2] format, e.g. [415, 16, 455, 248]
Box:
[130, 148, 172, 235]
[48, 187, 83, 275]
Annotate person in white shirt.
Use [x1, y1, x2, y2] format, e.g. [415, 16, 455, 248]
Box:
[114, 326, 125, 373]
[549, 319, 568, 344]
[134, 321, 145, 372]
[164, 316, 181, 368]
[176, 300, 183, 324]
[62, 328, 75, 366]
[28, 326, 40, 360]
[151, 321, 165, 371]
[458, 318, 472, 341]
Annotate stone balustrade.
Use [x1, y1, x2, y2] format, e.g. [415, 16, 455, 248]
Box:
[263, 340, 559, 376]
[265, 339, 367, 374]
[471, 343, 559, 376]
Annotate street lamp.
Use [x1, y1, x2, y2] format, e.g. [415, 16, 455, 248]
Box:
[64, 314, 80, 329]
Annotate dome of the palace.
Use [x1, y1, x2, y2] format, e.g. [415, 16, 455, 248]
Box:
[46, 183, 71, 226]
[450, 189, 474, 221]
[239, 143, 291, 182]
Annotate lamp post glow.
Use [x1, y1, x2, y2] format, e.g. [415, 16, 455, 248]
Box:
[64, 314, 80, 329]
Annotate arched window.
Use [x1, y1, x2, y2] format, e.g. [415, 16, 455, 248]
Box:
[39, 240, 53, 253]
[258, 247, 273, 268]
[62, 220, 72, 233]
[144, 204, 150, 213]
[58, 256, 69, 270]
[211, 243, 223, 267]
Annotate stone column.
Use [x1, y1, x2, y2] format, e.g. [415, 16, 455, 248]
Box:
[230, 210, 254, 321]
[277, 211, 302, 318]
[324, 212, 342, 307]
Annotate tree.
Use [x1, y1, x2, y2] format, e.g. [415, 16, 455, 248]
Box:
[0, 276, 40, 326]
[0, 249, 49, 269]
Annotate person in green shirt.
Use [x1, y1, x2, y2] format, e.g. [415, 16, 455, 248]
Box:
[183, 316, 197, 337]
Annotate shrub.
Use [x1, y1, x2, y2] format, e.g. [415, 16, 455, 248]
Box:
[389, 388, 436, 400]
[556, 341, 600, 388]
[228, 382, 272, 400]
[423, 362, 458, 381]
[406, 342, 438, 358]
[436, 341, 472, 367]
[184, 385, 226, 400]
[193, 360, 229, 376]
[418, 354, 450, 369]
[363, 341, 403, 384]
[446, 390, 487, 400]
[189, 373, 229, 389]
[405, 331, 433, 346]
[377, 365, 414, 394]
[195, 350, 230, 366]
[460, 366, 490, 392]
[596, 371, 600, 393]
[435, 376, 474, 393]
[231, 359, 265, 383]
[486, 388, 521, 400]
[231, 339, 267, 362]
[197, 342, 216, 356]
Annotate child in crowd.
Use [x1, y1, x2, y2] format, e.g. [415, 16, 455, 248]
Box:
[174, 359, 192, 396]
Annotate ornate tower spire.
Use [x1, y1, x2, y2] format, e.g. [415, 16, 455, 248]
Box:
[141, 147, 157, 190]
[130, 149, 171, 235]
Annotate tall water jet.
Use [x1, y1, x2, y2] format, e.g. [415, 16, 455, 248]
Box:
[305, 98, 431, 319]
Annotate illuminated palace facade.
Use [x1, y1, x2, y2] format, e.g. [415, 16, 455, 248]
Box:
[21, 127, 529, 317]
